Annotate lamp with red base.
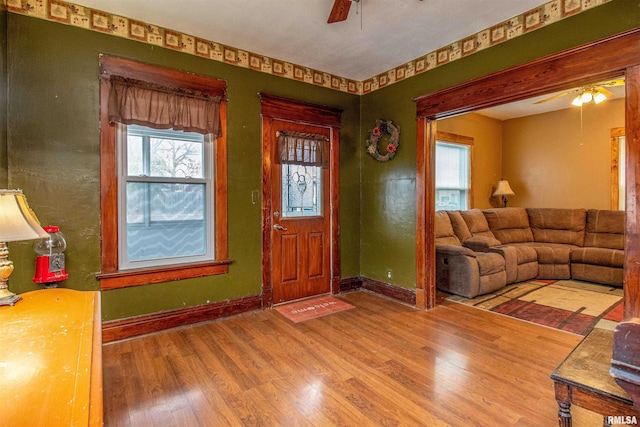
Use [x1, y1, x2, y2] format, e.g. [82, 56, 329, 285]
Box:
[32, 225, 68, 288]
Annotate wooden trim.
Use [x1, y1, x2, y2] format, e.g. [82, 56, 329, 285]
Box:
[99, 79, 118, 273]
[624, 64, 640, 319]
[102, 294, 261, 343]
[414, 28, 640, 319]
[97, 259, 232, 290]
[259, 93, 342, 127]
[260, 94, 342, 308]
[338, 276, 416, 305]
[260, 116, 274, 308]
[99, 54, 227, 98]
[415, 29, 640, 119]
[361, 277, 417, 306]
[98, 56, 229, 289]
[435, 131, 474, 146]
[339, 276, 363, 292]
[215, 102, 229, 260]
[415, 117, 427, 309]
[330, 126, 341, 295]
[611, 127, 624, 210]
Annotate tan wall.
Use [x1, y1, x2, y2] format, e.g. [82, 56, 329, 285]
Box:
[502, 98, 625, 209]
[437, 113, 503, 209]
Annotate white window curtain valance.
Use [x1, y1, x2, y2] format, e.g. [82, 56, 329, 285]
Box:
[277, 131, 329, 168]
[108, 75, 222, 136]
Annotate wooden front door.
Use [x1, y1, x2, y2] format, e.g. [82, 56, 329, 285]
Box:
[260, 94, 342, 307]
[270, 120, 331, 303]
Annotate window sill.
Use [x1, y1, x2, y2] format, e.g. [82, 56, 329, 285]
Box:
[97, 259, 232, 290]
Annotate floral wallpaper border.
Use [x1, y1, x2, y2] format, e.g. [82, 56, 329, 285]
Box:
[7, 0, 612, 95]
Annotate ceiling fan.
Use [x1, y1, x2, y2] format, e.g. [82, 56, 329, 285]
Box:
[534, 79, 625, 106]
[327, 0, 358, 24]
[327, 0, 425, 24]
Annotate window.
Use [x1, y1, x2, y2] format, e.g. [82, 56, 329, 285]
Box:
[98, 56, 229, 290]
[119, 125, 213, 269]
[435, 132, 473, 211]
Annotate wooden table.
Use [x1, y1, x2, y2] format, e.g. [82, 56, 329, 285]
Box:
[0, 288, 102, 426]
[551, 328, 640, 426]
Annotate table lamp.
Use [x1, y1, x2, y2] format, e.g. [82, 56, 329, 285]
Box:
[493, 180, 515, 208]
[0, 190, 49, 306]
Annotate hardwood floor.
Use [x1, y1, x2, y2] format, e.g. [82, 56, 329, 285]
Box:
[103, 291, 602, 426]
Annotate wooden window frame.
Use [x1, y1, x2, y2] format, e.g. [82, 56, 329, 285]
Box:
[97, 55, 230, 290]
[435, 131, 474, 210]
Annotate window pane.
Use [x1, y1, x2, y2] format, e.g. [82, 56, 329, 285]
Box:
[150, 137, 203, 178]
[125, 182, 206, 262]
[127, 135, 143, 176]
[126, 125, 204, 178]
[436, 142, 470, 211]
[281, 164, 323, 217]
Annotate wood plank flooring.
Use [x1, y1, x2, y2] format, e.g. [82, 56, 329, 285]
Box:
[103, 291, 602, 426]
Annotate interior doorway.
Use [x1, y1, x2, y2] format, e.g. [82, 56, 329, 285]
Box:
[414, 29, 640, 314]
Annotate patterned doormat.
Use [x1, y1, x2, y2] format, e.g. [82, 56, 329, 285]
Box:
[274, 295, 355, 323]
[446, 280, 624, 335]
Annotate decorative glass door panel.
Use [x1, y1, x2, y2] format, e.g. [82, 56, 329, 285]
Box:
[281, 164, 323, 218]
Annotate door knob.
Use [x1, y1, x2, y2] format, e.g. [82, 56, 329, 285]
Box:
[274, 224, 288, 231]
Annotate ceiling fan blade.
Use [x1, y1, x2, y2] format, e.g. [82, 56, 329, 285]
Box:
[596, 87, 615, 98]
[600, 79, 625, 87]
[328, 0, 352, 23]
[533, 92, 571, 104]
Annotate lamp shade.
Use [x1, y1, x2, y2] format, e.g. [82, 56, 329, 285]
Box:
[493, 180, 515, 197]
[0, 190, 49, 242]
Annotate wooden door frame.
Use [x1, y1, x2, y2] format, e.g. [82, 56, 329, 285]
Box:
[260, 94, 342, 308]
[414, 28, 640, 314]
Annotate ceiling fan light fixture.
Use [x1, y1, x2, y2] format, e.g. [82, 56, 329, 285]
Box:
[594, 91, 607, 104]
[572, 95, 584, 107]
[580, 91, 593, 103]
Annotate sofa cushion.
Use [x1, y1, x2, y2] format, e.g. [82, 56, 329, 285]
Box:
[527, 243, 574, 264]
[460, 209, 496, 239]
[527, 208, 586, 246]
[482, 207, 534, 244]
[584, 209, 625, 250]
[476, 252, 505, 276]
[571, 247, 624, 268]
[446, 211, 472, 242]
[435, 211, 461, 246]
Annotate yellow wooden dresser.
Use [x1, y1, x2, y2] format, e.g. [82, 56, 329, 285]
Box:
[0, 288, 102, 426]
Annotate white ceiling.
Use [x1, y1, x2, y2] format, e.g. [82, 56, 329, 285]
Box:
[477, 82, 626, 121]
[75, 0, 548, 81]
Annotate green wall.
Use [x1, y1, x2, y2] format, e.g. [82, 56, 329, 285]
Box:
[359, 0, 640, 290]
[5, 0, 639, 320]
[6, 15, 360, 320]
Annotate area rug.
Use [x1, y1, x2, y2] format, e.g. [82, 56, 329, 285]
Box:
[446, 280, 624, 335]
[274, 295, 355, 323]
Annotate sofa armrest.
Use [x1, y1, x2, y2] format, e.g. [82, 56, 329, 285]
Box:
[436, 243, 476, 258]
[463, 236, 503, 252]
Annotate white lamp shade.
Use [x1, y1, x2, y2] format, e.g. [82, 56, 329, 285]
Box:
[0, 190, 49, 242]
[493, 180, 515, 197]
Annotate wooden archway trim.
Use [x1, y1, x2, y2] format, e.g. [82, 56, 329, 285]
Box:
[414, 28, 640, 312]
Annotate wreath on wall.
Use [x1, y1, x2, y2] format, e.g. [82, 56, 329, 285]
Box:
[366, 120, 400, 162]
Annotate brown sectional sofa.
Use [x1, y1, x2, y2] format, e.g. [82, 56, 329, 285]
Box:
[435, 207, 624, 298]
